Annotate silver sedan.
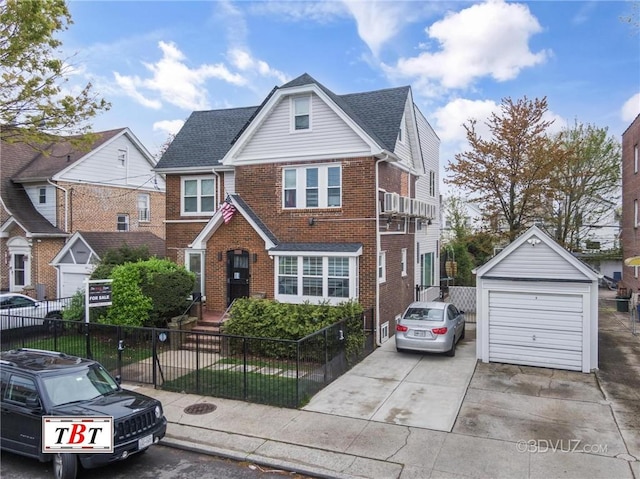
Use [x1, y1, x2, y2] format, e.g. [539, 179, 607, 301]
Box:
[395, 301, 465, 356]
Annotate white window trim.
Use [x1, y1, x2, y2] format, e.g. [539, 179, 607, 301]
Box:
[290, 95, 312, 133]
[39, 187, 46, 204]
[117, 214, 129, 232]
[117, 148, 128, 167]
[635, 144, 638, 174]
[635, 199, 639, 228]
[181, 176, 217, 216]
[273, 253, 359, 305]
[378, 251, 386, 284]
[401, 248, 407, 277]
[282, 164, 342, 209]
[185, 250, 205, 299]
[138, 193, 150, 222]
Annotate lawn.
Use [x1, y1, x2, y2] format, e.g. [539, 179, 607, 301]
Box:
[161, 368, 314, 408]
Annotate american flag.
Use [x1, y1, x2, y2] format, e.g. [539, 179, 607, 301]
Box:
[221, 198, 236, 224]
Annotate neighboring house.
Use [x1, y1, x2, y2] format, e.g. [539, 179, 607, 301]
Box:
[0, 128, 166, 298]
[441, 198, 485, 244]
[50, 231, 166, 298]
[155, 73, 440, 344]
[621, 114, 640, 292]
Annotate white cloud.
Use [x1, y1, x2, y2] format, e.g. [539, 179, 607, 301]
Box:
[114, 41, 246, 111]
[391, 0, 549, 92]
[153, 119, 185, 136]
[342, 1, 409, 56]
[228, 48, 289, 84]
[434, 98, 499, 144]
[622, 92, 640, 122]
[114, 72, 162, 109]
[248, 1, 347, 23]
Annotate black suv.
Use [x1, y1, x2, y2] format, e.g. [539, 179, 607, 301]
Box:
[0, 349, 167, 479]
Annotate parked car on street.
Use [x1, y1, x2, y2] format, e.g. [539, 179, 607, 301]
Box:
[0, 293, 66, 332]
[0, 348, 167, 479]
[395, 301, 466, 356]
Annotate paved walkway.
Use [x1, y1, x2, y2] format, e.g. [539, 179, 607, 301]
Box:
[125, 295, 640, 479]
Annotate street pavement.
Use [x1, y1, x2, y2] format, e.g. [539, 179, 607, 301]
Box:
[126, 290, 640, 479]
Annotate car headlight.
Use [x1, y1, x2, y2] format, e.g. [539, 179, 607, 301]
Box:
[154, 405, 162, 419]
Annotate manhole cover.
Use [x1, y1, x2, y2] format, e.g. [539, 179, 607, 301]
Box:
[184, 403, 217, 415]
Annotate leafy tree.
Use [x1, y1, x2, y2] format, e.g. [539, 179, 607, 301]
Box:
[103, 259, 195, 327]
[443, 195, 471, 243]
[446, 97, 561, 242]
[0, 0, 109, 144]
[466, 231, 499, 267]
[547, 121, 621, 251]
[91, 244, 151, 280]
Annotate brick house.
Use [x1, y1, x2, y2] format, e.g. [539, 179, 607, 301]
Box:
[155, 74, 440, 344]
[622, 114, 640, 292]
[0, 128, 166, 298]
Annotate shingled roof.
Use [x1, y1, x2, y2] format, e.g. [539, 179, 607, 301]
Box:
[77, 231, 165, 259]
[1, 129, 126, 235]
[154, 74, 410, 170]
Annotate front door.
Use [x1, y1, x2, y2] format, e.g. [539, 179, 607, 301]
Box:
[227, 250, 249, 306]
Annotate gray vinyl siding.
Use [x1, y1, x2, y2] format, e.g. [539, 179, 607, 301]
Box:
[25, 184, 56, 226]
[59, 135, 163, 191]
[223, 170, 235, 196]
[414, 106, 440, 289]
[393, 98, 416, 168]
[484, 239, 591, 281]
[236, 93, 371, 162]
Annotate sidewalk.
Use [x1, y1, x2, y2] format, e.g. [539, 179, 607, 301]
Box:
[124, 297, 640, 479]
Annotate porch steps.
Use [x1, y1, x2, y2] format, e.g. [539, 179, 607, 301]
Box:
[181, 311, 226, 353]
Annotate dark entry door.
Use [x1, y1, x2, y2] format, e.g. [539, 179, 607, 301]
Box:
[227, 250, 249, 306]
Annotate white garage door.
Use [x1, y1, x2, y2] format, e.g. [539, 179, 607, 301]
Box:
[61, 273, 87, 298]
[488, 291, 583, 371]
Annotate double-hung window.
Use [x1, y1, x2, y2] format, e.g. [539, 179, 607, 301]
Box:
[117, 214, 129, 232]
[138, 193, 150, 222]
[292, 96, 310, 131]
[39, 187, 46, 204]
[283, 165, 341, 209]
[182, 176, 215, 215]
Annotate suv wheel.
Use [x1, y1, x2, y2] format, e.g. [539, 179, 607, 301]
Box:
[53, 453, 77, 479]
[45, 313, 64, 333]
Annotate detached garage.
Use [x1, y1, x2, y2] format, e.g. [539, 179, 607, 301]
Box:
[474, 225, 599, 373]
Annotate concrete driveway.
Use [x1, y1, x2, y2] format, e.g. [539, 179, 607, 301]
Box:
[303, 324, 477, 432]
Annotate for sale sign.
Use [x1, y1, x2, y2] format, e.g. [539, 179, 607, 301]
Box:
[42, 416, 113, 453]
[88, 283, 112, 307]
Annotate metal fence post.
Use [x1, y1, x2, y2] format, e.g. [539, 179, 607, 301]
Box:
[243, 337, 248, 401]
[152, 329, 157, 388]
[324, 328, 328, 384]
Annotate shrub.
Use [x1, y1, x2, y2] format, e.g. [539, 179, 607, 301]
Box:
[103, 263, 152, 327]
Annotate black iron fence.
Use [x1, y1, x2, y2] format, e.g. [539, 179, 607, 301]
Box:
[0, 309, 375, 408]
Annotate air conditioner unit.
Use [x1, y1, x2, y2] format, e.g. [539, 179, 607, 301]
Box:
[419, 201, 427, 218]
[399, 196, 411, 216]
[410, 199, 420, 216]
[383, 192, 399, 214]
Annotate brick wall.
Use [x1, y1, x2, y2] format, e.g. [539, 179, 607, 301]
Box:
[32, 238, 65, 298]
[622, 116, 640, 292]
[55, 181, 166, 239]
[165, 157, 418, 336]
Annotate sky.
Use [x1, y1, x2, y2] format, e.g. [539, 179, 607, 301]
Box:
[59, 0, 640, 187]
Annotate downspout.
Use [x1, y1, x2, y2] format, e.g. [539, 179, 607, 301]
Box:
[47, 180, 68, 232]
[375, 156, 388, 347]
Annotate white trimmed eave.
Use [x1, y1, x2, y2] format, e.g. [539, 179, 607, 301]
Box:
[473, 225, 599, 280]
[0, 217, 27, 237]
[189, 198, 277, 251]
[49, 232, 98, 265]
[154, 166, 219, 175]
[222, 84, 385, 166]
[269, 247, 363, 257]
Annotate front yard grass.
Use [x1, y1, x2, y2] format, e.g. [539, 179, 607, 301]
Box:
[161, 368, 308, 408]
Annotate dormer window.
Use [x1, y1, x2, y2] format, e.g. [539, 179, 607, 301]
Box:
[292, 96, 310, 131]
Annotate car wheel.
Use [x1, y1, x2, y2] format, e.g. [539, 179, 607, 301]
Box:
[396, 347, 405, 353]
[53, 453, 77, 479]
[445, 338, 456, 357]
[460, 323, 466, 340]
